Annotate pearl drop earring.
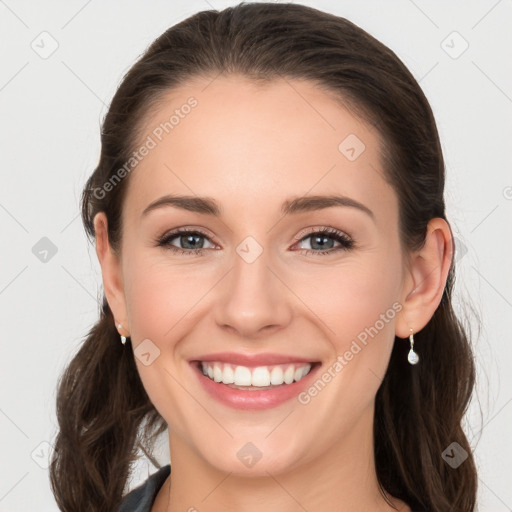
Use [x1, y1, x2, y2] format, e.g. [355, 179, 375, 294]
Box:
[117, 322, 127, 345]
[407, 328, 419, 365]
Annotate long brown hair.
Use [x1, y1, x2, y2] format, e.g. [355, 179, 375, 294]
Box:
[49, 3, 478, 510]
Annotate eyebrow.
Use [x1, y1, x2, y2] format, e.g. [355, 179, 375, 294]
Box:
[141, 193, 374, 220]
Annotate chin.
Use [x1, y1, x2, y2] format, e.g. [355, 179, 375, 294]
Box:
[194, 436, 308, 478]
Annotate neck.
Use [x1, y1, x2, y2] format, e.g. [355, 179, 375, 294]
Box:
[155, 406, 409, 512]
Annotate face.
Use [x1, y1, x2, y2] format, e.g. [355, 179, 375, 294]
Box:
[110, 75, 408, 476]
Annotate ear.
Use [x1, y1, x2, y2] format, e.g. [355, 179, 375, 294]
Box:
[395, 217, 454, 338]
[93, 212, 129, 336]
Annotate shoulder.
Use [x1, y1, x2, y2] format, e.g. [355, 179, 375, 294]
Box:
[118, 464, 171, 512]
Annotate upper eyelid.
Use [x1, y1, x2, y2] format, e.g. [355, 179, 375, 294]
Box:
[294, 226, 351, 241]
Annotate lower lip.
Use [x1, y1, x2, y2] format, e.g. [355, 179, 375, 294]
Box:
[191, 362, 321, 410]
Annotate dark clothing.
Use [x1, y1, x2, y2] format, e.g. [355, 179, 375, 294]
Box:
[118, 464, 170, 512]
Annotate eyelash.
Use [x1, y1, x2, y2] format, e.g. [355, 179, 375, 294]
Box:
[155, 226, 354, 257]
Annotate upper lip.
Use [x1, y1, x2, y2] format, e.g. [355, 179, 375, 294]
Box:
[190, 352, 317, 367]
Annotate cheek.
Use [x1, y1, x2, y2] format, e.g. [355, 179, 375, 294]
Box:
[290, 260, 401, 422]
[122, 256, 203, 432]
[123, 247, 199, 341]
[291, 261, 401, 425]
[126, 270, 177, 340]
[292, 255, 401, 351]
[343, 267, 398, 345]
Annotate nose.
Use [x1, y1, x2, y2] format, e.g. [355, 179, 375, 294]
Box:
[213, 245, 293, 339]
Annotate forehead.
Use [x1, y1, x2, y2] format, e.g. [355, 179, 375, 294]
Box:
[125, 75, 395, 223]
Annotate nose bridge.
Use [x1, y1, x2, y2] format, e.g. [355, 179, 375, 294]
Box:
[213, 238, 292, 337]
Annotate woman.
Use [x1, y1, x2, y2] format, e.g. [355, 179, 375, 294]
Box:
[50, 2, 478, 511]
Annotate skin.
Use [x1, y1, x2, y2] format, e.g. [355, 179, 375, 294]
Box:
[94, 75, 453, 511]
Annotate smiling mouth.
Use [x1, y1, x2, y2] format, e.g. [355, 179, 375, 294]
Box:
[194, 361, 319, 390]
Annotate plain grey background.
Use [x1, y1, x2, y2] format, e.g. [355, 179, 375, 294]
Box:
[1, 0, 511, 510]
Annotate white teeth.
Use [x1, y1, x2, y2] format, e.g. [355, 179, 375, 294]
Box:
[223, 364, 234, 384]
[200, 362, 312, 387]
[252, 366, 271, 387]
[213, 363, 223, 382]
[284, 366, 295, 384]
[270, 366, 284, 385]
[234, 365, 252, 386]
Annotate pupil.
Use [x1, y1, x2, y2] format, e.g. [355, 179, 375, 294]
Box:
[182, 234, 203, 249]
[311, 235, 333, 250]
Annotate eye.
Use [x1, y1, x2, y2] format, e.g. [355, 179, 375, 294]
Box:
[156, 228, 216, 256]
[155, 226, 354, 257]
[292, 227, 354, 256]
